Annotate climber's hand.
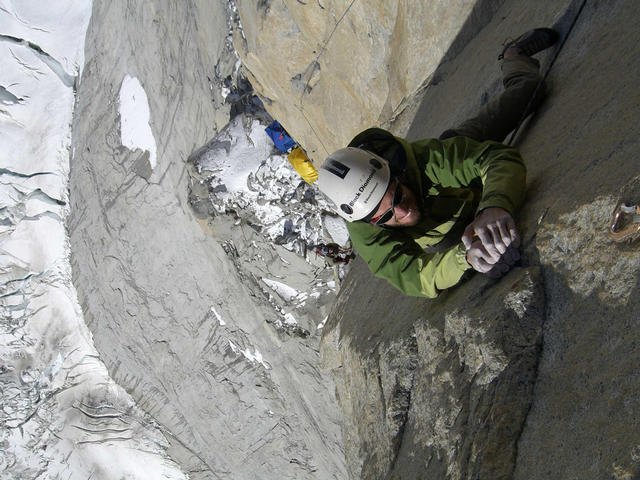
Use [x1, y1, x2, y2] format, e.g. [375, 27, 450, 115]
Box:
[465, 240, 499, 273]
[462, 207, 519, 261]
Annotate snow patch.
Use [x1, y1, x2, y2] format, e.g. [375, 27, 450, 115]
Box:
[0, 0, 92, 77]
[323, 215, 350, 246]
[262, 278, 300, 302]
[118, 74, 157, 169]
[228, 341, 270, 369]
[198, 116, 278, 194]
[317, 316, 329, 330]
[211, 306, 226, 326]
[191, 115, 353, 259]
[283, 312, 297, 325]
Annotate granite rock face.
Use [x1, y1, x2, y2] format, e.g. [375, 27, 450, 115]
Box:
[314, 0, 640, 478]
[233, 0, 503, 161]
[322, 262, 544, 479]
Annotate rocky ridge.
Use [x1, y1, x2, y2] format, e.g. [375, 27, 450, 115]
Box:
[322, 263, 544, 479]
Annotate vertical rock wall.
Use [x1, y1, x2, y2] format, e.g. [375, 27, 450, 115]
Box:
[316, 0, 640, 478]
[64, 0, 640, 478]
[233, 0, 490, 161]
[322, 261, 545, 479]
[70, 1, 346, 478]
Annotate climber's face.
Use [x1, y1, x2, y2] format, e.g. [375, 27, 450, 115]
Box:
[369, 179, 421, 227]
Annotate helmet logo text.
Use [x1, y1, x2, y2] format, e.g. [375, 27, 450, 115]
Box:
[348, 167, 377, 208]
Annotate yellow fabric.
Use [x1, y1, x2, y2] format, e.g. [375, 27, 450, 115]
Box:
[287, 147, 318, 184]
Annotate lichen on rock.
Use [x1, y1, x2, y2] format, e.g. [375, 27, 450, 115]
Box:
[322, 261, 545, 479]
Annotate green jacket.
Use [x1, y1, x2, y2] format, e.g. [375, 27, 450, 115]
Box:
[346, 128, 526, 298]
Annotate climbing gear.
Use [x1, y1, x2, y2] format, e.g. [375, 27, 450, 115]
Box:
[316, 147, 391, 222]
[609, 203, 640, 243]
[265, 120, 297, 153]
[498, 27, 560, 60]
[371, 180, 402, 226]
[287, 146, 318, 184]
[310, 242, 355, 264]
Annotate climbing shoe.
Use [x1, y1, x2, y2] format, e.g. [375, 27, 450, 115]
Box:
[499, 27, 559, 60]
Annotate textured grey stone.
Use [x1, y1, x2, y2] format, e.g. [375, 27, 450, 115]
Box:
[322, 262, 544, 479]
[233, 0, 498, 161]
[69, 1, 346, 478]
[66, 0, 640, 478]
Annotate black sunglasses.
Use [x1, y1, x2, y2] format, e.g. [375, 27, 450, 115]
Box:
[371, 182, 403, 226]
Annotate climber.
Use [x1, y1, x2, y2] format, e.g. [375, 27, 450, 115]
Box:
[316, 28, 559, 298]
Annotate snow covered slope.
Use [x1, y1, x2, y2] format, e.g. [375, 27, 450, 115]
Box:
[0, 2, 189, 478]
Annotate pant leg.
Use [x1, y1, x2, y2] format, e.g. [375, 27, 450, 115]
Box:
[441, 55, 544, 142]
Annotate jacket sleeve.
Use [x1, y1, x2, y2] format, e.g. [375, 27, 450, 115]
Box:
[347, 220, 471, 298]
[411, 136, 527, 215]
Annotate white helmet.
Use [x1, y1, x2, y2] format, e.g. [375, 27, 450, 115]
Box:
[316, 147, 391, 221]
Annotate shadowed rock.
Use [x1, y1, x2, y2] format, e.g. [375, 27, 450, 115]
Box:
[322, 261, 544, 479]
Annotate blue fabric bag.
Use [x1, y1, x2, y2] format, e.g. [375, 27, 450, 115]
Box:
[265, 120, 297, 153]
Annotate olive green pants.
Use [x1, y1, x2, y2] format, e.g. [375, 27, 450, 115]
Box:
[441, 55, 544, 142]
